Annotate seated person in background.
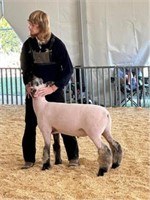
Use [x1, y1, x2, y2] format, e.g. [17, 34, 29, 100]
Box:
[118, 68, 142, 92]
[125, 69, 136, 91]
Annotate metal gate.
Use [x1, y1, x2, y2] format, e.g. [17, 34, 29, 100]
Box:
[0, 66, 150, 107]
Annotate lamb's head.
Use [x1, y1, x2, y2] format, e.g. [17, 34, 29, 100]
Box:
[30, 76, 44, 97]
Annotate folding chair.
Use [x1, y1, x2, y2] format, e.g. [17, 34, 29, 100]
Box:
[65, 67, 92, 104]
[119, 68, 143, 107]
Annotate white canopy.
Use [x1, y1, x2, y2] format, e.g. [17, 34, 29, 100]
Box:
[2, 0, 150, 67]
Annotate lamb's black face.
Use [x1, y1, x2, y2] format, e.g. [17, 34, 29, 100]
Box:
[30, 87, 37, 97]
[30, 76, 44, 97]
[30, 76, 43, 87]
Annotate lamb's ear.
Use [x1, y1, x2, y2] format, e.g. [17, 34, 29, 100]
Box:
[39, 78, 43, 84]
[31, 75, 37, 82]
[46, 81, 55, 87]
[33, 75, 37, 79]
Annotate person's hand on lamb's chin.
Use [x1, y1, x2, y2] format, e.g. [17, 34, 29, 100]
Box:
[37, 87, 54, 97]
[26, 83, 32, 98]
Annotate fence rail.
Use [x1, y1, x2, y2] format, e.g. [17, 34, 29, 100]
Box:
[0, 68, 25, 105]
[0, 66, 150, 107]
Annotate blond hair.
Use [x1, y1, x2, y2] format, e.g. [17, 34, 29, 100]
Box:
[28, 10, 51, 42]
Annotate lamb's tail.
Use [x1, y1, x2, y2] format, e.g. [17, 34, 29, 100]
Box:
[101, 109, 112, 138]
[106, 111, 112, 129]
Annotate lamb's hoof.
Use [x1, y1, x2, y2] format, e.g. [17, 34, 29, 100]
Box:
[112, 162, 120, 169]
[42, 163, 51, 170]
[97, 168, 107, 176]
[55, 159, 62, 165]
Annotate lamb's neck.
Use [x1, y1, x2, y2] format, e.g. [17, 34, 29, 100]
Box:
[32, 96, 47, 111]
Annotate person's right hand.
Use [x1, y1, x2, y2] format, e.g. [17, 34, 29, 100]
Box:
[26, 83, 31, 98]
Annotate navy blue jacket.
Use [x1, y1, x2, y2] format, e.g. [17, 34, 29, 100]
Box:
[20, 33, 73, 89]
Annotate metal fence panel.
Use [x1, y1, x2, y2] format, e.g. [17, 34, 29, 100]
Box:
[0, 66, 150, 107]
[0, 68, 25, 105]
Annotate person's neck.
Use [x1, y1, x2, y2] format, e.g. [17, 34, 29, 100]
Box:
[36, 33, 52, 44]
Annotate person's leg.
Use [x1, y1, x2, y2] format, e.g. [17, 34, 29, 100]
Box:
[22, 96, 37, 168]
[53, 134, 62, 164]
[61, 134, 79, 163]
[46, 89, 79, 166]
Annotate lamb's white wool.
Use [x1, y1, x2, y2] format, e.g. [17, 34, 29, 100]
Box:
[30, 76, 123, 176]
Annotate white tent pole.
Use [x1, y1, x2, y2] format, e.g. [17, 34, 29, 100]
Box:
[0, 0, 4, 19]
[78, 0, 89, 66]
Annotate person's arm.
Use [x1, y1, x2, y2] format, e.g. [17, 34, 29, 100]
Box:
[20, 40, 33, 85]
[20, 40, 33, 97]
[36, 39, 73, 97]
[36, 47, 73, 97]
[54, 41, 73, 89]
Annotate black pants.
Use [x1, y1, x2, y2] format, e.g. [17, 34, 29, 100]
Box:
[22, 89, 79, 163]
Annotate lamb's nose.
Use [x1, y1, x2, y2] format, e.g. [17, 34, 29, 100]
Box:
[31, 88, 37, 96]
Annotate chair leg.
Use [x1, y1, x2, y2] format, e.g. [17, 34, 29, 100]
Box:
[121, 93, 139, 107]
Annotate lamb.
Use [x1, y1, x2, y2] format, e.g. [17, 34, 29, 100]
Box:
[30, 76, 123, 176]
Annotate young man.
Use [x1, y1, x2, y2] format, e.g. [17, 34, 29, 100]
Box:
[21, 10, 79, 169]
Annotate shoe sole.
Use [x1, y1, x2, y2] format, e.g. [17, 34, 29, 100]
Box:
[21, 163, 34, 169]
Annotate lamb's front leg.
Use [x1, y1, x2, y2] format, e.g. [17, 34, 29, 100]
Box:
[42, 144, 51, 170]
[41, 131, 51, 170]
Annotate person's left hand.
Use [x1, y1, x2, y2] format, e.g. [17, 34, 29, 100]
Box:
[37, 86, 54, 97]
[37, 85, 58, 97]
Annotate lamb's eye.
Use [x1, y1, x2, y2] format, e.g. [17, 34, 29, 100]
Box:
[39, 79, 43, 84]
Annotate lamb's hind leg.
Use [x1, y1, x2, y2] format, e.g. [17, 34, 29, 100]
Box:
[53, 134, 62, 165]
[110, 141, 122, 169]
[97, 143, 112, 176]
[103, 129, 123, 169]
[89, 135, 112, 176]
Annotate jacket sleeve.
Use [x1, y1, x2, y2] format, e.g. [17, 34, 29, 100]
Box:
[54, 42, 73, 88]
[20, 40, 33, 85]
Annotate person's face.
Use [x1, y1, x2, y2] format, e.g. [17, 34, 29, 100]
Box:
[28, 22, 40, 37]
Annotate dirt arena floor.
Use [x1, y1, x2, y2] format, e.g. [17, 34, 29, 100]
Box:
[0, 105, 149, 200]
